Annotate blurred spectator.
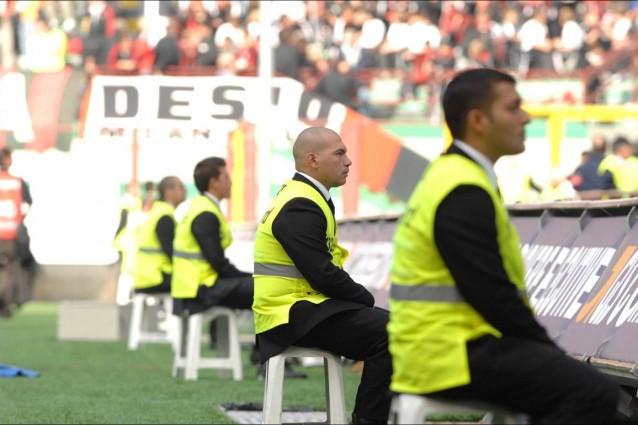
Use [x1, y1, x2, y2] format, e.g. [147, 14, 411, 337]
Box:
[433, 39, 456, 71]
[339, 27, 362, 69]
[539, 168, 577, 201]
[142, 180, 157, 213]
[405, 13, 441, 59]
[518, 7, 554, 74]
[314, 58, 365, 111]
[0, 148, 32, 317]
[274, 26, 305, 80]
[21, 12, 67, 72]
[194, 21, 218, 66]
[14, 0, 41, 58]
[0, 0, 17, 70]
[401, 42, 435, 100]
[438, 0, 473, 47]
[80, 0, 116, 65]
[457, 38, 494, 69]
[379, 10, 409, 69]
[551, 4, 585, 73]
[461, 10, 496, 63]
[106, 30, 154, 73]
[234, 27, 258, 72]
[568, 133, 614, 191]
[153, 15, 181, 73]
[356, 14, 385, 69]
[598, 136, 638, 194]
[498, 6, 523, 69]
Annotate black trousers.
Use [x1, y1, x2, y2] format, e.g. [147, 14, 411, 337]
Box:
[294, 306, 393, 423]
[136, 272, 171, 294]
[174, 275, 254, 315]
[429, 335, 620, 424]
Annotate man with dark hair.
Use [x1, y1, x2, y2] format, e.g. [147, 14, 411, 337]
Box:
[171, 157, 305, 379]
[172, 157, 253, 314]
[0, 148, 33, 317]
[388, 68, 620, 423]
[253, 127, 392, 424]
[133, 176, 186, 294]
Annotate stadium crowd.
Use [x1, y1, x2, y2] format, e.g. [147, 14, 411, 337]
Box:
[0, 0, 637, 110]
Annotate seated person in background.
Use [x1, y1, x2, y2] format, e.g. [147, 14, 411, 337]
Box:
[171, 157, 303, 378]
[568, 133, 614, 192]
[133, 176, 186, 294]
[252, 127, 392, 424]
[388, 68, 620, 423]
[598, 136, 638, 195]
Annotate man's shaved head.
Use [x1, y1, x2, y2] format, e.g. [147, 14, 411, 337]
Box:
[293, 126, 341, 172]
[291, 126, 351, 189]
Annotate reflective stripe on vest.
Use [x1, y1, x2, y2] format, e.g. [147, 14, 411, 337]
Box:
[138, 247, 164, 254]
[173, 250, 203, 260]
[390, 283, 464, 302]
[254, 262, 304, 279]
[391, 282, 525, 302]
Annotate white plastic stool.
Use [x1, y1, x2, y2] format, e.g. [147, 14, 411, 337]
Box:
[262, 346, 347, 425]
[127, 293, 178, 351]
[389, 393, 526, 424]
[172, 306, 243, 381]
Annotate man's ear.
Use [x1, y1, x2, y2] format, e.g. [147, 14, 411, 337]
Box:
[467, 109, 488, 134]
[308, 152, 318, 169]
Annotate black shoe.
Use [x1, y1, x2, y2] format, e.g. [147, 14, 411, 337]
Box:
[256, 360, 308, 380]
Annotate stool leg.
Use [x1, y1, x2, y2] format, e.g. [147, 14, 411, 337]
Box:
[185, 314, 203, 380]
[216, 314, 231, 380]
[173, 310, 189, 378]
[227, 312, 243, 381]
[127, 295, 145, 351]
[262, 355, 287, 424]
[390, 394, 428, 424]
[324, 355, 347, 424]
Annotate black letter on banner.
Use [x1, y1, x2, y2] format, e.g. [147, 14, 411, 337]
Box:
[212, 86, 244, 119]
[158, 86, 194, 120]
[298, 91, 332, 119]
[271, 87, 281, 106]
[104, 86, 138, 117]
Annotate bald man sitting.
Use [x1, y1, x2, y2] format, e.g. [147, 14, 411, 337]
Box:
[252, 127, 392, 424]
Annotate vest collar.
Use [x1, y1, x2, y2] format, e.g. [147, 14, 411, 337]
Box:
[293, 172, 331, 202]
[203, 191, 221, 210]
[446, 140, 499, 191]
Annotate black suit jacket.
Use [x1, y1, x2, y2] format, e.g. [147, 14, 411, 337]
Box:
[256, 173, 374, 362]
[436, 143, 554, 345]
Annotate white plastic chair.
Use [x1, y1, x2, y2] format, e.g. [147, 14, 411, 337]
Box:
[389, 393, 526, 424]
[172, 306, 243, 381]
[262, 346, 347, 424]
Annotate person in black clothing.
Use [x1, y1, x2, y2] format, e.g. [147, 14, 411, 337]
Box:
[171, 157, 304, 378]
[253, 127, 392, 424]
[314, 59, 365, 112]
[389, 68, 620, 424]
[153, 16, 181, 73]
[568, 133, 614, 192]
[273, 27, 305, 81]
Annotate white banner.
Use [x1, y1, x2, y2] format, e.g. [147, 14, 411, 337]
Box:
[84, 75, 348, 138]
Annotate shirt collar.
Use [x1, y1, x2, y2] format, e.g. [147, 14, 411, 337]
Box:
[453, 139, 500, 190]
[297, 171, 331, 201]
[203, 191, 221, 208]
